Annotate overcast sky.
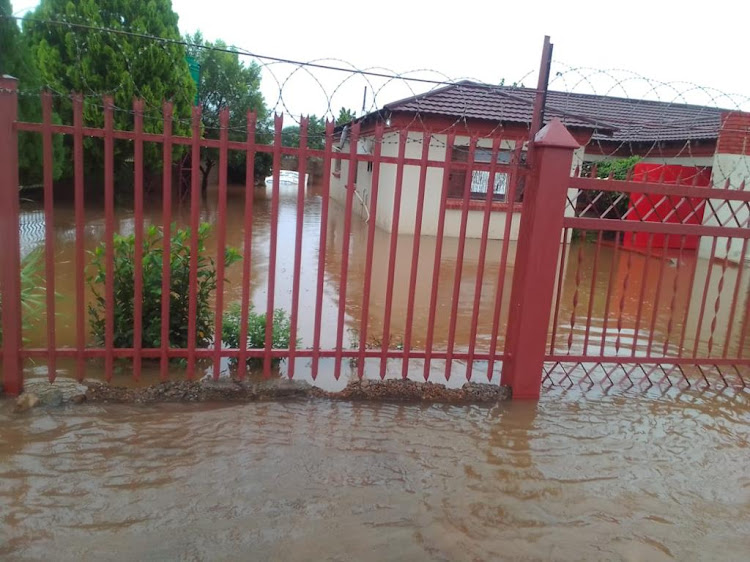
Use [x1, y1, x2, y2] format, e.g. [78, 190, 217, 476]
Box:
[13, 0, 750, 119]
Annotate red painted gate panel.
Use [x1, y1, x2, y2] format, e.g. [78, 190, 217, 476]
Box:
[624, 163, 711, 250]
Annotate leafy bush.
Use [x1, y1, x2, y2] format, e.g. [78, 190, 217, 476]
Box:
[88, 223, 239, 349]
[591, 156, 641, 181]
[578, 156, 642, 220]
[221, 303, 293, 369]
[0, 248, 45, 344]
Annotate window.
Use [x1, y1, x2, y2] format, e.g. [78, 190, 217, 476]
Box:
[447, 146, 512, 200]
[470, 170, 507, 197]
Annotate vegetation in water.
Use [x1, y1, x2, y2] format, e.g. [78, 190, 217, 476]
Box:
[88, 223, 240, 350]
[0, 248, 46, 344]
[221, 303, 294, 369]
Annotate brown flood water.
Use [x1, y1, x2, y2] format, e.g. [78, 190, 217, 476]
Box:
[6, 182, 750, 560]
[1, 388, 749, 560]
[15, 179, 748, 388]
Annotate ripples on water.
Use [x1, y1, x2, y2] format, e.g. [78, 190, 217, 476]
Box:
[1, 388, 749, 561]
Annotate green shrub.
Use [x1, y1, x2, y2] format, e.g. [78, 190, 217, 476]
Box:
[88, 223, 239, 349]
[0, 248, 46, 344]
[221, 303, 293, 369]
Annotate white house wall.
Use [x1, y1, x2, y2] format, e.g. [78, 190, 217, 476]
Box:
[699, 153, 750, 263]
[331, 130, 581, 240]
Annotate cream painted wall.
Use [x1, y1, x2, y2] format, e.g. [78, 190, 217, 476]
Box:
[331, 130, 580, 240]
[698, 153, 750, 262]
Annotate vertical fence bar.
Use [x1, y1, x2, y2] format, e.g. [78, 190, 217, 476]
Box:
[445, 137, 477, 381]
[288, 117, 308, 379]
[73, 94, 85, 380]
[662, 236, 686, 358]
[614, 249, 633, 356]
[335, 122, 360, 379]
[103, 96, 115, 381]
[599, 233, 621, 356]
[238, 112, 257, 380]
[566, 241, 584, 355]
[723, 237, 748, 358]
[501, 120, 579, 399]
[486, 144, 523, 380]
[41, 92, 56, 381]
[159, 102, 173, 381]
[402, 132, 431, 377]
[187, 105, 202, 378]
[357, 123, 384, 377]
[581, 231, 603, 356]
[691, 237, 718, 357]
[263, 114, 283, 377]
[160, 102, 173, 380]
[423, 134, 455, 380]
[707, 238, 732, 358]
[132, 99, 145, 381]
[466, 137, 502, 381]
[548, 227, 569, 356]
[212, 108, 229, 380]
[646, 235, 670, 358]
[630, 233, 653, 357]
[0, 76, 22, 395]
[311, 120, 334, 379]
[379, 128, 405, 379]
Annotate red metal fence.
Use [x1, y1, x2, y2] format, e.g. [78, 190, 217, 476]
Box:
[545, 161, 750, 392]
[1, 74, 749, 399]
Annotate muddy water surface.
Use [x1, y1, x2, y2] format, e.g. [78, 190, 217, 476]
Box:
[1, 388, 749, 560]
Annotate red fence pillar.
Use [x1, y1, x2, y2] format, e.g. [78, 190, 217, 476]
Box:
[0, 76, 23, 395]
[501, 118, 579, 399]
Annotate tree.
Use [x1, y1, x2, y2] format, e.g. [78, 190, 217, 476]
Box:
[281, 115, 326, 151]
[336, 107, 356, 126]
[1, 0, 64, 186]
[184, 31, 270, 193]
[24, 0, 196, 181]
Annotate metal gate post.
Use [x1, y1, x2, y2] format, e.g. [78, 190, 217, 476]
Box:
[501, 118, 579, 399]
[0, 76, 23, 395]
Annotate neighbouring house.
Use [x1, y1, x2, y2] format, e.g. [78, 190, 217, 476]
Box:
[329, 80, 737, 241]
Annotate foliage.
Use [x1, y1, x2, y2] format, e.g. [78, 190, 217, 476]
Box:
[184, 31, 270, 190]
[336, 107, 356, 126]
[592, 156, 641, 180]
[88, 223, 239, 349]
[0, 248, 46, 344]
[1, 0, 65, 185]
[281, 115, 327, 150]
[221, 303, 293, 369]
[24, 0, 196, 178]
[578, 156, 642, 220]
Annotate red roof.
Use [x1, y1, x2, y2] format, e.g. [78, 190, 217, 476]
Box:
[381, 81, 724, 143]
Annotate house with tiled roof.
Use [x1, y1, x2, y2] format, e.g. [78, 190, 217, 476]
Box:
[329, 80, 732, 239]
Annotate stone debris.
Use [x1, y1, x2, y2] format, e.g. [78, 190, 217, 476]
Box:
[12, 376, 88, 412]
[7, 376, 510, 409]
[81, 377, 510, 405]
[315, 379, 511, 403]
